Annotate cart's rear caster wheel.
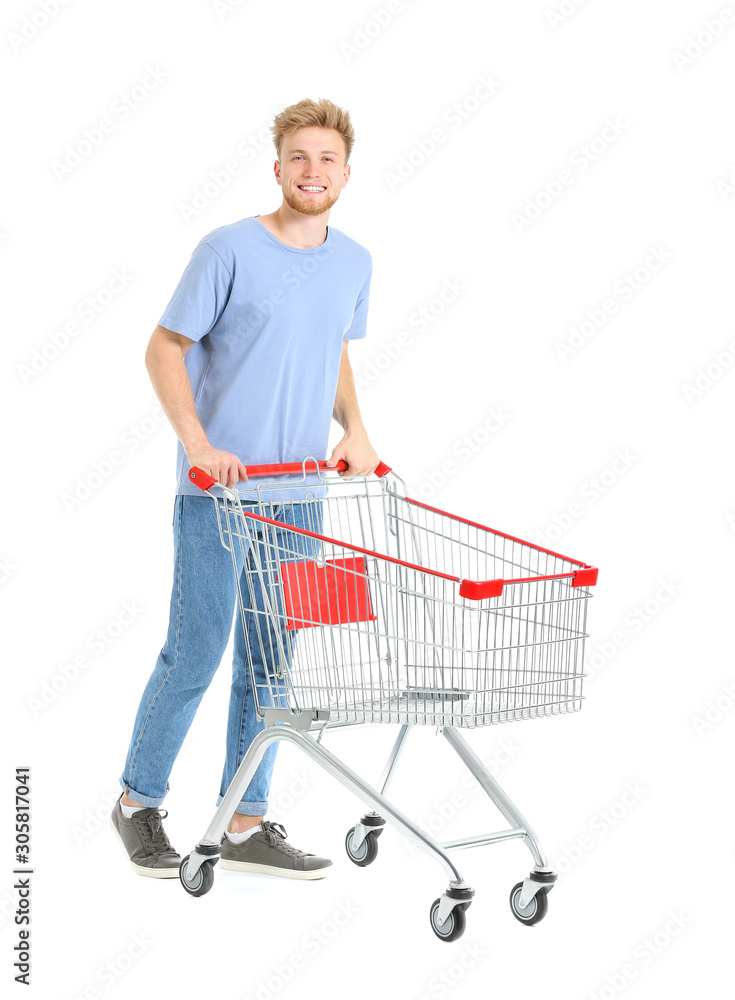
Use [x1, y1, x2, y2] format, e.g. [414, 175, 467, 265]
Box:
[180, 855, 215, 897]
[429, 898, 468, 942]
[509, 882, 548, 925]
[345, 826, 379, 867]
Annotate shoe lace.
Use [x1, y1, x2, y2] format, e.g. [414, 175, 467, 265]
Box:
[260, 820, 308, 857]
[136, 809, 174, 854]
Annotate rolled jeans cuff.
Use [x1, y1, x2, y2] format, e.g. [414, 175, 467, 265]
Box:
[119, 777, 170, 809]
[216, 793, 268, 816]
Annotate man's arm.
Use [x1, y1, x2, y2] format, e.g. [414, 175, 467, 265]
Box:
[326, 341, 379, 476]
[145, 325, 248, 486]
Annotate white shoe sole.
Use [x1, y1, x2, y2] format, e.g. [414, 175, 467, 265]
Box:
[218, 858, 331, 879]
[109, 814, 181, 879]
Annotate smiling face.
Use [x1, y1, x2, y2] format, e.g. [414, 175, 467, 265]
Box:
[276, 126, 350, 216]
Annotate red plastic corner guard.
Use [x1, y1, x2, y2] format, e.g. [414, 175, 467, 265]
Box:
[189, 467, 217, 491]
[374, 461, 392, 478]
[572, 566, 599, 588]
[459, 579, 505, 600]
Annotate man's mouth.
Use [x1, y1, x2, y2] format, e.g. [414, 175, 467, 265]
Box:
[298, 185, 326, 194]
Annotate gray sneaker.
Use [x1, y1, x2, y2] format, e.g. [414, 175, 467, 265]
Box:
[219, 820, 332, 880]
[109, 793, 181, 878]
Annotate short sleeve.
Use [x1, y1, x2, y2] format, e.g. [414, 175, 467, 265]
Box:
[343, 258, 372, 341]
[157, 239, 233, 343]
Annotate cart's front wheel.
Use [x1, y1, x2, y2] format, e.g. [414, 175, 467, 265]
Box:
[429, 898, 468, 942]
[345, 826, 379, 867]
[180, 855, 215, 897]
[509, 882, 548, 925]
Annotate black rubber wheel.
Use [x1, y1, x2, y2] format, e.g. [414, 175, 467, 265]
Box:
[509, 881, 549, 925]
[345, 826, 379, 867]
[179, 855, 215, 897]
[429, 898, 467, 942]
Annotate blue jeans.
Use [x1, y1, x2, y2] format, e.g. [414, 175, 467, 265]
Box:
[119, 494, 320, 816]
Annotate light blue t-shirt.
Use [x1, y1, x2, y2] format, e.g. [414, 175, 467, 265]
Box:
[156, 215, 372, 498]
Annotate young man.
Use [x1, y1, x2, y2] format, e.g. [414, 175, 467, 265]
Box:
[111, 97, 378, 879]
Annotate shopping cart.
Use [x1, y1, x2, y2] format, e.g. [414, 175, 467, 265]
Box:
[178, 458, 598, 941]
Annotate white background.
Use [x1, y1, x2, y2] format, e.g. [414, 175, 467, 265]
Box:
[3, 0, 734, 997]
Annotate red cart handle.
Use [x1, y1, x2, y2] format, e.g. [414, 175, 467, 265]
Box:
[188, 459, 392, 491]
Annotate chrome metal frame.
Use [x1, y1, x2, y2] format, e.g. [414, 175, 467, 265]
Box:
[184, 714, 554, 918]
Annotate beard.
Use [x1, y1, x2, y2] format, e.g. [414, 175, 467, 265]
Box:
[282, 183, 340, 216]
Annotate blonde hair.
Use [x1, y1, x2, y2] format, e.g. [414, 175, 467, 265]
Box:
[271, 98, 355, 163]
